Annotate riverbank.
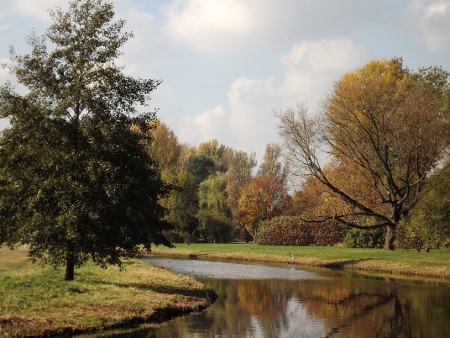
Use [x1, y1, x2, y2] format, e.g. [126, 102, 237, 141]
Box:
[148, 243, 450, 281]
[0, 246, 217, 338]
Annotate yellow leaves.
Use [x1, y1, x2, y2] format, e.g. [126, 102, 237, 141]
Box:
[328, 59, 413, 130]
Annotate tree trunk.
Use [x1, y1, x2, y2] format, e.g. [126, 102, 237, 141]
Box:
[245, 229, 251, 243]
[64, 244, 75, 281]
[383, 225, 396, 251]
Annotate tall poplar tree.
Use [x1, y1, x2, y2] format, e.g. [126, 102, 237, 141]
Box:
[0, 0, 171, 280]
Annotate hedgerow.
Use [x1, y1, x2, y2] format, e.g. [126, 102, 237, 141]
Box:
[256, 216, 346, 246]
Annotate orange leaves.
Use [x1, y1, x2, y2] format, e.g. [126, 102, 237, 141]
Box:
[238, 174, 287, 235]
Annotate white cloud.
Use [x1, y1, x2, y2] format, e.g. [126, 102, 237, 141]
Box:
[162, 0, 387, 54]
[226, 76, 280, 156]
[408, 0, 450, 51]
[178, 105, 228, 145]
[4, 0, 67, 22]
[279, 39, 372, 106]
[177, 38, 372, 160]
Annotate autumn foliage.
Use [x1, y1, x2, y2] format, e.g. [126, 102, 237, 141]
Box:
[238, 173, 288, 236]
[257, 216, 346, 246]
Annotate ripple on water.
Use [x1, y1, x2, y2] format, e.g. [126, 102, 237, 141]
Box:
[143, 258, 322, 280]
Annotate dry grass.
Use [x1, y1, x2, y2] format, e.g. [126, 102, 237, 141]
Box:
[0, 246, 216, 337]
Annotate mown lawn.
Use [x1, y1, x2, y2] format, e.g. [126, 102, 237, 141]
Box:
[0, 246, 216, 338]
[149, 243, 450, 280]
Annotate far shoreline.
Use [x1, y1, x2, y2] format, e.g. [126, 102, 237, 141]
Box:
[147, 243, 450, 282]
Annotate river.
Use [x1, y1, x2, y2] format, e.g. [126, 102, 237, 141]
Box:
[91, 257, 450, 338]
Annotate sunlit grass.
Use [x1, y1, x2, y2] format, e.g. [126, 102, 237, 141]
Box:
[150, 243, 450, 280]
[0, 246, 215, 337]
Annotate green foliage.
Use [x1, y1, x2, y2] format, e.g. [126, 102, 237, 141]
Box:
[197, 172, 232, 242]
[197, 209, 232, 243]
[198, 172, 229, 213]
[186, 154, 217, 185]
[224, 149, 257, 233]
[396, 167, 450, 250]
[257, 216, 346, 246]
[343, 227, 386, 248]
[0, 0, 171, 279]
[258, 143, 289, 181]
[160, 169, 198, 236]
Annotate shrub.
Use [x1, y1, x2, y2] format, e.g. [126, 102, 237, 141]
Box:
[396, 218, 443, 251]
[343, 227, 386, 248]
[311, 221, 347, 246]
[256, 216, 345, 246]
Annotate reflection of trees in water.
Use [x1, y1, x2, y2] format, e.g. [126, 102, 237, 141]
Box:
[121, 277, 450, 338]
[228, 278, 448, 338]
[310, 292, 410, 338]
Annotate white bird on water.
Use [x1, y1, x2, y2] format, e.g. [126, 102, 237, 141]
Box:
[290, 254, 295, 261]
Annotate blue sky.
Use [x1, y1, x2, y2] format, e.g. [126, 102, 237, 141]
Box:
[1, 0, 450, 163]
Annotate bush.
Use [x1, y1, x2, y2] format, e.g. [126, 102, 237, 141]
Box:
[396, 218, 443, 251]
[256, 216, 345, 246]
[311, 221, 347, 246]
[343, 227, 386, 248]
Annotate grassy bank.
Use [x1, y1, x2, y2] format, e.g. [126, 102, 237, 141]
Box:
[149, 243, 450, 280]
[0, 246, 216, 338]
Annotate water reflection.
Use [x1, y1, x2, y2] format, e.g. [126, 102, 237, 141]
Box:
[90, 258, 450, 338]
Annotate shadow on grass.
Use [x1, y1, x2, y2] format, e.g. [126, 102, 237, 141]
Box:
[89, 279, 217, 301]
[324, 258, 374, 269]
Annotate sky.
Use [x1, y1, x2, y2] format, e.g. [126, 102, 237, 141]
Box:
[1, 0, 450, 164]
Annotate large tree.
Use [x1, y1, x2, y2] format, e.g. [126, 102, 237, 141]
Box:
[0, 0, 171, 280]
[277, 59, 450, 250]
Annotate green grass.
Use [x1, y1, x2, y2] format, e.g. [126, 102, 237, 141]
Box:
[149, 243, 450, 280]
[0, 246, 216, 338]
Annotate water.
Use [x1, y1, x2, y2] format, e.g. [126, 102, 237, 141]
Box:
[88, 258, 450, 338]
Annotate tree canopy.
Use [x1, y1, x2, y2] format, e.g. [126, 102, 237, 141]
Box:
[278, 58, 450, 250]
[0, 0, 171, 280]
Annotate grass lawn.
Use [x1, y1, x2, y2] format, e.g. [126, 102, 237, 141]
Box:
[0, 246, 216, 338]
[149, 242, 450, 280]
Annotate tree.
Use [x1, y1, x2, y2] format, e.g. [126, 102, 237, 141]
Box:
[196, 209, 232, 243]
[186, 153, 217, 185]
[0, 0, 171, 280]
[224, 150, 257, 239]
[149, 121, 181, 169]
[258, 143, 289, 182]
[159, 168, 198, 242]
[197, 139, 232, 173]
[397, 165, 450, 250]
[277, 59, 450, 250]
[238, 173, 288, 238]
[197, 172, 232, 242]
[198, 172, 229, 213]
